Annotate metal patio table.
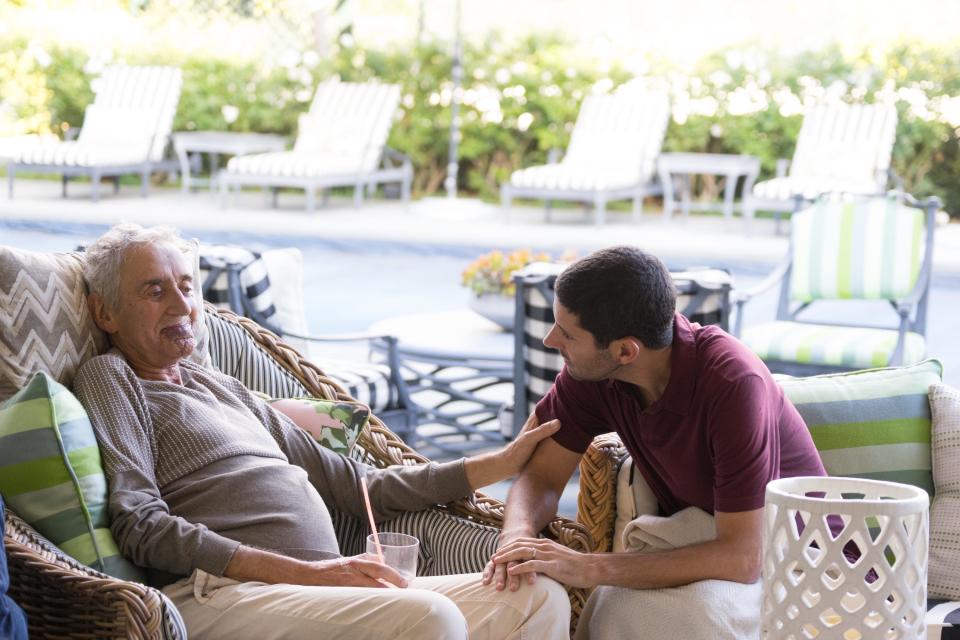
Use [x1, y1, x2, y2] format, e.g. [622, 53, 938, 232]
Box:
[172, 131, 286, 194]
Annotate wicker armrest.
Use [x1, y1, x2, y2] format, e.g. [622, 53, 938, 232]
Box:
[577, 433, 628, 554]
[5, 509, 175, 639]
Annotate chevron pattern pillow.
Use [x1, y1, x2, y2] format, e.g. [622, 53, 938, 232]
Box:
[0, 371, 145, 581]
[0, 247, 108, 404]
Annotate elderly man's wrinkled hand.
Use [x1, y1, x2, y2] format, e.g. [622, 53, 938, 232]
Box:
[482, 532, 539, 592]
[502, 415, 561, 478]
[310, 556, 407, 588]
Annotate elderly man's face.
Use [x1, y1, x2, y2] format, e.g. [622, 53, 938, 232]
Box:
[95, 242, 198, 369]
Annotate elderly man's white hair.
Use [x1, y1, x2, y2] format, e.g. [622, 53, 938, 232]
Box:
[84, 223, 193, 310]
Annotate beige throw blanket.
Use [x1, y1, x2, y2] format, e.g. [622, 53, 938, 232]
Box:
[576, 502, 761, 639]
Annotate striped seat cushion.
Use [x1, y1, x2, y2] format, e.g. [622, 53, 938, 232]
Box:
[791, 198, 926, 302]
[0, 372, 145, 581]
[314, 357, 397, 415]
[742, 321, 926, 370]
[775, 358, 942, 495]
[14, 140, 152, 167]
[510, 162, 646, 191]
[508, 89, 669, 193]
[751, 175, 880, 202]
[199, 244, 278, 331]
[205, 310, 397, 414]
[14, 65, 182, 167]
[516, 264, 732, 417]
[331, 507, 499, 577]
[226, 151, 372, 178]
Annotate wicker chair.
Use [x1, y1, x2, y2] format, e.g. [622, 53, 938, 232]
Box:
[4, 305, 593, 638]
[576, 434, 628, 554]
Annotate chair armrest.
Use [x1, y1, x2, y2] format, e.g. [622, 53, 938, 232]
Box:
[64, 126, 81, 142]
[281, 330, 397, 345]
[382, 146, 411, 169]
[878, 167, 905, 192]
[732, 257, 791, 336]
[5, 509, 181, 639]
[547, 148, 563, 164]
[775, 158, 790, 178]
[577, 433, 628, 554]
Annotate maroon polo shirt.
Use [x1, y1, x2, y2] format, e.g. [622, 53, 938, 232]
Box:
[536, 313, 826, 515]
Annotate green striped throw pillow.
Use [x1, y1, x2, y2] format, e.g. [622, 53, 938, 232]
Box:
[777, 358, 942, 495]
[0, 372, 145, 582]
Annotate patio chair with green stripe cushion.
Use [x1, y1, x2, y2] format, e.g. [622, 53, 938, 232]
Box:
[735, 193, 940, 375]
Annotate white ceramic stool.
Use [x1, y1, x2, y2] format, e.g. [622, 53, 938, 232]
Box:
[762, 476, 929, 639]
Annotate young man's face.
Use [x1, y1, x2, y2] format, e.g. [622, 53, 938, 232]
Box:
[543, 301, 622, 381]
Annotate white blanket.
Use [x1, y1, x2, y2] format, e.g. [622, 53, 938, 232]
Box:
[576, 504, 761, 640]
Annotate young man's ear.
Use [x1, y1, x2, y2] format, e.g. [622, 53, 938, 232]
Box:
[614, 337, 642, 364]
[88, 293, 118, 334]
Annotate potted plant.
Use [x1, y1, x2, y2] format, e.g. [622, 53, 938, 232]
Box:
[461, 249, 552, 330]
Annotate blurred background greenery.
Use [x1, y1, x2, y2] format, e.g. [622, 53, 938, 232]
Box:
[1, 0, 958, 212]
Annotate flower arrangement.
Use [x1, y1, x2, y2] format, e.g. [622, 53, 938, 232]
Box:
[461, 249, 553, 298]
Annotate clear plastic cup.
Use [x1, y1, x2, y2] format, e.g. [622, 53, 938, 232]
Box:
[367, 532, 419, 581]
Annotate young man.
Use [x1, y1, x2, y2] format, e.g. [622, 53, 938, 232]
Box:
[484, 245, 827, 639]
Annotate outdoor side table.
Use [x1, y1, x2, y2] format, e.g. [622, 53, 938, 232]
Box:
[657, 152, 760, 226]
[368, 309, 513, 454]
[172, 131, 286, 194]
[762, 476, 929, 639]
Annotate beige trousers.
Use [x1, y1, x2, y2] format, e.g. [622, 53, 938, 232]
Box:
[162, 570, 569, 640]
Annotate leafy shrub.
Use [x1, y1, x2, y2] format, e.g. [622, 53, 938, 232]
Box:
[2, 35, 958, 213]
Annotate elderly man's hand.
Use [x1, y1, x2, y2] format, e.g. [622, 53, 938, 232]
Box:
[501, 414, 561, 478]
[308, 556, 408, 588]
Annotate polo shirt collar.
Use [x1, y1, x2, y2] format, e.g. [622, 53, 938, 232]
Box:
[612, 313, 697, 416]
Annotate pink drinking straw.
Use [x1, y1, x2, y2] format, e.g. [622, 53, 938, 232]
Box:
[360, 475, 385, 564]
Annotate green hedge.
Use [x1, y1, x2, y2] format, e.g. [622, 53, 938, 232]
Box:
[3, 35, 958, 213]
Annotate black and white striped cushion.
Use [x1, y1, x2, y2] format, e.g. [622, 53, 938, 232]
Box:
[317, 358, 396, 415]
[515, 264, 733, 417]
[199, 245, 278, 330]
[331, 507, 499, 577]
[205, 310, 309, 399]
[205, 310, 397, 414]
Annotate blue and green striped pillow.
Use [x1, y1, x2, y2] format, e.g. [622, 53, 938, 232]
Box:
[0, 372, 144, 582]
[777, 358, 942, 495]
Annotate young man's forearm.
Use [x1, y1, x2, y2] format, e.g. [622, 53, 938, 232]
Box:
[500, 470, 563, 539]
[586, 537, 761, 589]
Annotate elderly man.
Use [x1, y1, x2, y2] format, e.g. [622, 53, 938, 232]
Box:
[72, 224, 569, 640]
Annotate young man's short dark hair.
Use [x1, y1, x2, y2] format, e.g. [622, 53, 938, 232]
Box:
[555, 246, 676, 349]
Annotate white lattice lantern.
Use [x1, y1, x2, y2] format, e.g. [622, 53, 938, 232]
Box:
[762, 476, 929, 639]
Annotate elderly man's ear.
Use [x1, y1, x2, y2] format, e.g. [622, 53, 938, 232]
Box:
[88, 293, 119, 334]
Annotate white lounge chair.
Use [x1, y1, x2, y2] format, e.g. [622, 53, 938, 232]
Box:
[500, 88, 670, 226]
[219, 80, 412, 212]
[7, 65, 182, 202]
[744, 102, 898, 229]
